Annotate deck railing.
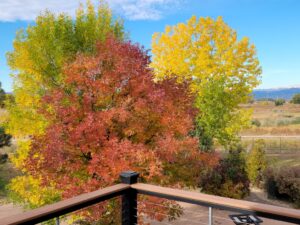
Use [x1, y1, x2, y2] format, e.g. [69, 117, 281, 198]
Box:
[2, 171, 300, 225]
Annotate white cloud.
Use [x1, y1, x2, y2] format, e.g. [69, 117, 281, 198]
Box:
[111, 0, 180, 20]
[0, 0, 181, 22]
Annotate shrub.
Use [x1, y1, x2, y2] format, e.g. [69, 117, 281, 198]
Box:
[0, 153, 8, 164]
[246, 139, 267, 186]
[264, 168, 278, 198]
[277, 120, 289, 126]
[290, 117, 300, 125]
[251, 119, 261, 127]
[257, 98, 275, 102]
[248, 98, 254, 104]
[0, 177, 6, 196]
[199, 145, 250, 199]
[274, 98, 285, 106]
[290, 93, 300, 104]
[0, 127, 12, 148]
[264, 167, 300, 207]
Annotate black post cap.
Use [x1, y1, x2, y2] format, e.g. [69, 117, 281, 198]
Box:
[120, 171, 139, 184]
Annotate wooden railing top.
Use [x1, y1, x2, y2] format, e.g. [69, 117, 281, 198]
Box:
[2, 184, 130, 225]
[131, 183, 300, 223]
[2, 178, 300, 225]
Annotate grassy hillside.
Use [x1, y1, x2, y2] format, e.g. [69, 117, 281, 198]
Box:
[242, 101, 300, 136]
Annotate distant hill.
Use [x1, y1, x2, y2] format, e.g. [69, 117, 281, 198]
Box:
[253, 87, 300, 100]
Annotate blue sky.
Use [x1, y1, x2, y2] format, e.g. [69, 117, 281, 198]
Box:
[0, 0, 300, 92]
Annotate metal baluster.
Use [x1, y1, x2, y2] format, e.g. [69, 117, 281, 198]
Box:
[55, 217, 60, 225]
[208, 207, 213, 225]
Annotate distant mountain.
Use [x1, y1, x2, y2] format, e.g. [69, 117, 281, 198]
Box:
[253, 87, 300, 100]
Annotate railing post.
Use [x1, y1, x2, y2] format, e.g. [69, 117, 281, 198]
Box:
[120, 171, 139, 225]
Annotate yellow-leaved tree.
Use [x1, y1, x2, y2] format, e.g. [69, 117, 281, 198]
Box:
[150, 16, 261, 149]
[5, 1, 125, 208]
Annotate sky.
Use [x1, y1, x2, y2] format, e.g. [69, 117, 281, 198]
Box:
[0, 0, 300, 92]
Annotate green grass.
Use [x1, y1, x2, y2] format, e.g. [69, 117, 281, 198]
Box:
[240, 137, 300, 168]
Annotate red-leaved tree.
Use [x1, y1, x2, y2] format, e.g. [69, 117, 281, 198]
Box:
[24, 37, 218, 223]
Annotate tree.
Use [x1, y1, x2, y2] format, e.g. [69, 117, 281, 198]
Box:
[7, 2, 126, 208]
[5, 1, 124, 138]
[10, 38, 217, 223]
[246, 139, 267, 186]
[251, 119, 261, 127]
[0, 82, 5, 108]
[150, 16, 261, 149]
[290, 93, 300, 104]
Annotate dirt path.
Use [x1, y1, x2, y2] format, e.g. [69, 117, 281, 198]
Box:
[0, 200, 23, 219]
[245, 187, 293, 208]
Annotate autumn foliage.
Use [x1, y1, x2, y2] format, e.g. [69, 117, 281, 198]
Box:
[5, 3, 260, 222]
[151, 16, 261, 148]
[7, 2, 127, 208]
[12, 38, 217, 221]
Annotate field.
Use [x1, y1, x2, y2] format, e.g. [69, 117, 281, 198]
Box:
[242, 101, 300, 135]
[240, 101, 300, 167]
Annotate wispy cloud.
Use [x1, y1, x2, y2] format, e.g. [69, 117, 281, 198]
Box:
[0, 0, 181, 22]
[111, 0, 181, 20]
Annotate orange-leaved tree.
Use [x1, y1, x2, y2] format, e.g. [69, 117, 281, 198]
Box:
[15, 37, 219, 223]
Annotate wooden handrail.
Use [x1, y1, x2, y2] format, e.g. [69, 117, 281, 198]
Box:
[2, 184, 130, 225]
[131, 183, 300, 224]
[2, 180, 300, 224]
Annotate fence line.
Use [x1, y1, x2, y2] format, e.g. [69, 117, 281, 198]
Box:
[241, 135, 300, 138]
[240, 136, 300, 154]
